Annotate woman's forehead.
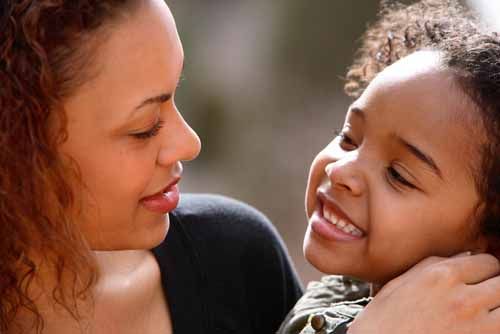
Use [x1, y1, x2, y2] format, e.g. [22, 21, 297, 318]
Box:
[62, 0, 183, 125]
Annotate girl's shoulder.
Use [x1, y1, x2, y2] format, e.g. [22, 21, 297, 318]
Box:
[277, 275, 371, 334]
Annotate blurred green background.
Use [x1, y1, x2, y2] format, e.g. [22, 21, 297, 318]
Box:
[167, 0, 494, 284]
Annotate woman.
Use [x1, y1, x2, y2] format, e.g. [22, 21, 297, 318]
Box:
[0, 0, 499, 333]
[1, 1, 302, 333]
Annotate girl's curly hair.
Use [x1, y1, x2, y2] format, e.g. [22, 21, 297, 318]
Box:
[344, 0, 500, 252]
[0, 1, 137, 332]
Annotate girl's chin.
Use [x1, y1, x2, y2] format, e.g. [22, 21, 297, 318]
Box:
[303, 226, 377, 282]
[302, 227, 342, 274]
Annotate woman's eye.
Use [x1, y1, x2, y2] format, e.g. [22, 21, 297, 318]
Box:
[387, 166, 416, 189]
[131, 120, 165, 140]
[338, 132, 357, 150]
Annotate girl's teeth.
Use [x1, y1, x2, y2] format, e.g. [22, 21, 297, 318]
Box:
[322, 206, 363, 237]
[323, 207, 330, 221]
[351, 229, 362, 237]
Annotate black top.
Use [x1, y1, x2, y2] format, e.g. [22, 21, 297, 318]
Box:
[152, 194, 304, 334]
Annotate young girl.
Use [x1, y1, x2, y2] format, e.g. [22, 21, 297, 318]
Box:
[279, 0, 500, 333]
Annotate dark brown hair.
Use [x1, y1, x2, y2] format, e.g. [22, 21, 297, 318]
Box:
[0, 1, 137, 332]
[344, 0, 500, 249]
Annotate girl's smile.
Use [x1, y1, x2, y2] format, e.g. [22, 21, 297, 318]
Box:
[310, 185, 365, 241]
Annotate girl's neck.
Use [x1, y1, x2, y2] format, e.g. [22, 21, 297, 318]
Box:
[369, 283, 383, 296]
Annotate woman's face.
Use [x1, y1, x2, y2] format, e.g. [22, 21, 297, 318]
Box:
[60, 0, 200, 250]
[304, 51, 488, 284]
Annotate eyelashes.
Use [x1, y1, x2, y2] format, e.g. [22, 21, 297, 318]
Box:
[386, 165, 416, 189]
[335, 130, 357, 150]
[334, 130, 417, 190]
[131, 120, 165, 140]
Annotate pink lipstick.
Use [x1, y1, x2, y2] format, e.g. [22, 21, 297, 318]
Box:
[140, 179, 180, 214]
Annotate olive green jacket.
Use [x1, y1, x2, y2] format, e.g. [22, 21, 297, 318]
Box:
[277, 276, 371, 334]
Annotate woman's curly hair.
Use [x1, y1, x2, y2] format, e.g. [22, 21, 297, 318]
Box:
[0, 0, 137, 332]
[344, 0, 500, 251]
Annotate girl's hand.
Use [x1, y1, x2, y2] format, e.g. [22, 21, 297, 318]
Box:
[348, 253, 500, 334]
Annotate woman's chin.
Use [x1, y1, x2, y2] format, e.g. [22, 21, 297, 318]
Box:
[87, 215, 170, 251]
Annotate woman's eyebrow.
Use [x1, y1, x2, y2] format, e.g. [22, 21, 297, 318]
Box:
[131, 64, 184, 114]
[134, 93, 172, 111]
[124, 93, 172, 121]
[396, 136, 443, 179]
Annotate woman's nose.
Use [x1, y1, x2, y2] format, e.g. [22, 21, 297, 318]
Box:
[157, 109, 201, 166]
[324, 156, 365, 197]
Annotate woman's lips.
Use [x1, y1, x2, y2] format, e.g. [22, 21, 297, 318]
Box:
[140, 180, 180, 214]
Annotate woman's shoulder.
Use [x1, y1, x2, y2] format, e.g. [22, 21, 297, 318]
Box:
[173, 193, 272, 229]
[154, 193, 303, 333]
[170, 193, 283, 249]
[278, 275, 370, 334]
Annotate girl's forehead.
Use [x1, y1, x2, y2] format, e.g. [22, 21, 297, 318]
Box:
[358, 51, 480, 129]
[349, 51, 485, 184]
[366, 51, 451, 102]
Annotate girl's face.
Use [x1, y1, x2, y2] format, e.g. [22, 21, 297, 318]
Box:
[60, 0, 200, 250]
[304, 51, 488, 284]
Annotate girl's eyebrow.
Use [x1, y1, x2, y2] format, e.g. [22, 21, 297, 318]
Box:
[396, 136, 443, 179]
[350, 105, 442, 178]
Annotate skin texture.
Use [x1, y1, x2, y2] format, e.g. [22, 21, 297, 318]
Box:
[303, 51, 488, 284]
[13, 1, 199, 333]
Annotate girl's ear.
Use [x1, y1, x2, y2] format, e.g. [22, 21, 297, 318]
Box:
[468, 232, 491, 256]
[486, 236, 500, 259]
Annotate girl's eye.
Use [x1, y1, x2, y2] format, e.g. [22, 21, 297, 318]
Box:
[131, 120, 165, 140]
[338, 132, 357, 150]
[387, 166, 416, 189]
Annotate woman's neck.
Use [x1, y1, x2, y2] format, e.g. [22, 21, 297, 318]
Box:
[91, 249, 171, 334]
[10, 250, 168, 334]
[94, 249, 151, 278]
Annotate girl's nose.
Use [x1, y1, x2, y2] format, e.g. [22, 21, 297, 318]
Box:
[324, 155, 365, 197]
